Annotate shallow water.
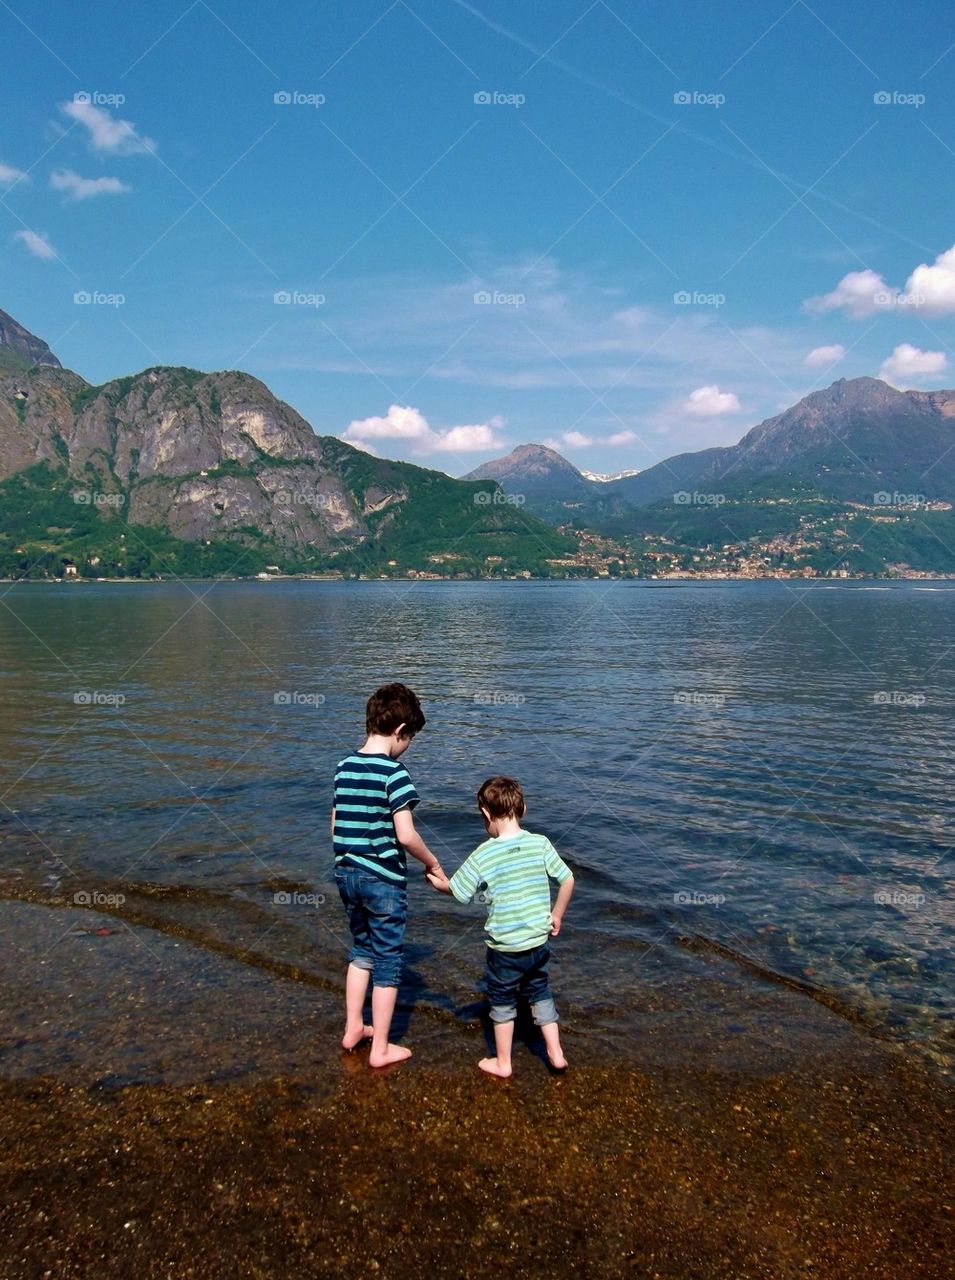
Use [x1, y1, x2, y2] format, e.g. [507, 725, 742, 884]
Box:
[0, 579, 952, 1079]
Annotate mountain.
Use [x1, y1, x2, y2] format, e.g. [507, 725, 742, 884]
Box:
[463, 443, 630, 524]
[609, 378, 955, 507]
[0, 307, 61, 372]
[0, 312, 573, 579]
[465, 443, 591, 498]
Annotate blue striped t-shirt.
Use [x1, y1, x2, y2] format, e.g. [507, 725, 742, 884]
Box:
[332, 752, 419, 884]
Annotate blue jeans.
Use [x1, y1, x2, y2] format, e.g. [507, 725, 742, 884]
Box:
[485, 941, 558, 1026]
[335, 866, 406, 987]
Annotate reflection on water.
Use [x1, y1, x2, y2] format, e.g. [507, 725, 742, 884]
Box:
[0, 580, 952, 1076]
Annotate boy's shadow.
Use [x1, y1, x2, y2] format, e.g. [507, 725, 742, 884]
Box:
[387, 942, 438, 1040]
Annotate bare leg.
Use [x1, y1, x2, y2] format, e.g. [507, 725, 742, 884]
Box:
[540, 1020, 567, 1070]
[342, 963, 375, 1050]
[368, 985, 411, 1067]
[479, 1020, 514, 1077]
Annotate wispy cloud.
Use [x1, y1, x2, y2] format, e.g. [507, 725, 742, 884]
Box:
[0, 161, 28, 186]
[50, 168, 132, 200]
[14, 229, 57, 260]
[61, 99, 156, 155]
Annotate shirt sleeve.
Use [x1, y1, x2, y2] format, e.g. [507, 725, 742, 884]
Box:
[448, 852, 482, 904]
[542, 838, 572, 884]
[386, 763, 419, 814]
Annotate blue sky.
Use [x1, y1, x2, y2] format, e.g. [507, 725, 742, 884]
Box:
[3, 0, 955, 477]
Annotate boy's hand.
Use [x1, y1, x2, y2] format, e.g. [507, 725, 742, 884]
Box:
[550, 912, 563, 936]
[427, 867, 451, 893]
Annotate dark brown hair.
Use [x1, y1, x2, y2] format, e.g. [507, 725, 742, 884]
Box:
[365, 682, 426, 737]
[477, 775, 525, 820]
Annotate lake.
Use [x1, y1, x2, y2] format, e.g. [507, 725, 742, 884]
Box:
[0, 579, 951, 1082]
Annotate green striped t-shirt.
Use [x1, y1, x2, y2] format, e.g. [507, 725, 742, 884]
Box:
[333, 752, 419, 884]
[449, 830, 572, 952]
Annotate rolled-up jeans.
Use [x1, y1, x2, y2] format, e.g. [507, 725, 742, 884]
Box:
[484, 941, 558, 1026]
[335, 866, 406, 987]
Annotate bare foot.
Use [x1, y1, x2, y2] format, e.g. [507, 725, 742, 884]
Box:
[369, 1043, 412, 1068]
[478, 1056, 512, 1078]
[341, 1024, 375, 1051]
[546, 1051, 568, 1071]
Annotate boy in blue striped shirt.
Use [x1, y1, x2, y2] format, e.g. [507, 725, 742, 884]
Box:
[332, 683, 444, 1068]
[428, 776, 575, 1076]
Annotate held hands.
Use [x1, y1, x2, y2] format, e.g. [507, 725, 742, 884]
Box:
[426, 864, 452, 893]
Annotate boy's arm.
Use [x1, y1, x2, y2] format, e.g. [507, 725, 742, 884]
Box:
[393, 806, 443, 876]
[330, 806, 335, 838]
[550, 873, 575, 935]
[428, 851, 481, 900]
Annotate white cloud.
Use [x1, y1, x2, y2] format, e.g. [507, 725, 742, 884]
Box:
[341, 404, 505, 455]
[50, 168, 131, 200]
[14, 229, 56, 260]
[805, 343, 846, 367]
[683, 384, 741, 417]
[607, 429, 637, 445]
[803, 268, 894, 318]
[804, 245, 955, 318]
[437, 422, 501, 452]
[0, 162, 27, 186]
[904, 246, 955, 315]
[62, 100, 155, 155]
[879, 343, 948, 386]
[562, 430, 592, 448]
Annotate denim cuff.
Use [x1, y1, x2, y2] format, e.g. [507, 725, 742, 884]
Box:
[348, 952, 374, 972]
[489, 1002, 517, 1024]
[531, 997, 558, 1026]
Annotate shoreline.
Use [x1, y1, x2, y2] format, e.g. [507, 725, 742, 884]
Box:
[3, 573, 955, 585]
[1, 1046, 950, 1279]
[0, 898, 952, 1278]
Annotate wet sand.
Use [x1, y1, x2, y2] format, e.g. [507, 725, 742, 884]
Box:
[0, 1050, 951, 1280]
[0, 900, 952, 1278]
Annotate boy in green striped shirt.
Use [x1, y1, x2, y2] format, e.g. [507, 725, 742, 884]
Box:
[428, 776, 575, 1076]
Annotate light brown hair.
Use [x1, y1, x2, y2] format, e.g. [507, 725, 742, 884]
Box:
[477, 775, 525, 820]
